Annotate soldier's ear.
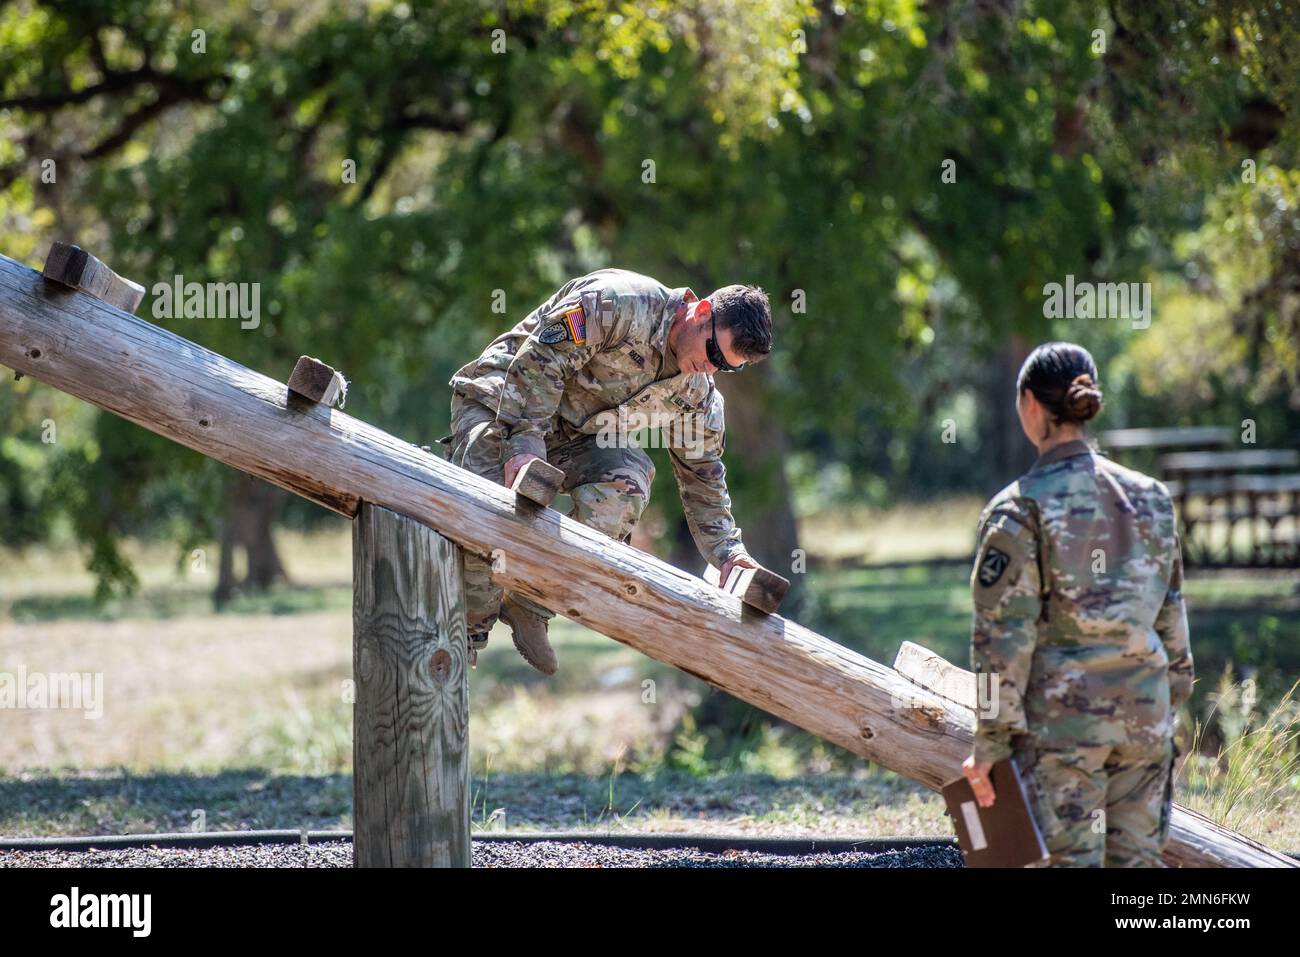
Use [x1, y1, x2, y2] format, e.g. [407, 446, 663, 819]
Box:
[694, 298, 712, 323]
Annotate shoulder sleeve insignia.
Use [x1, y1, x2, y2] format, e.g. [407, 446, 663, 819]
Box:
[977, 546, 1011, 587]
[970, 503, 1039, 611]
[539, 323, 570, 344]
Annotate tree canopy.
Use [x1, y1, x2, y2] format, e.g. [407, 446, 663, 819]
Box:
[1, 0, 1297, 597]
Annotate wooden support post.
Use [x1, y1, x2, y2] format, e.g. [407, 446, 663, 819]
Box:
[352, 503, 469, 868]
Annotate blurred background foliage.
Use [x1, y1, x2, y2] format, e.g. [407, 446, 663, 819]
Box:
[1, 0, 1298, 597]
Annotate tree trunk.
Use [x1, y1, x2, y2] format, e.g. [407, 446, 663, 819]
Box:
[712, 365, 801, 577]
[687, 364, 803, 754]
[244, 477, 288, 588]
[215, 472, 289, 607]
[979, 336, 1036, 495]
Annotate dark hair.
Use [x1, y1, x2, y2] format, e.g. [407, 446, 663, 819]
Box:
[709, 285, 773, 361]
[1016, 341, 1103, 424]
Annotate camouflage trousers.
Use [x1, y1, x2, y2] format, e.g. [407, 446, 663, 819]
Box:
[446, 392, 655, 633]
[1016, 738, 1175, 867]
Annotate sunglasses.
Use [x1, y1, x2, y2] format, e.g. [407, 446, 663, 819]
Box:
[705, 311, 746, 373]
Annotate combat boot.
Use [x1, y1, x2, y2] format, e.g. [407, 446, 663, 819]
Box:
[499, 595, 557, 675]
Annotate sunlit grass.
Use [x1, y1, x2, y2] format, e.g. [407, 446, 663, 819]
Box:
[1180, 672, 1300, 846]
[798, 496, 986, 564]
[1, 503, 1297, 844]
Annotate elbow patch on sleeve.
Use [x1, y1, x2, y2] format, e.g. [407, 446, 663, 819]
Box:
[971, 511, 1036, 611]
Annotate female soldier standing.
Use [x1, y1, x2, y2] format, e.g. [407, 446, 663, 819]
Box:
[961, 342, 1194, 867]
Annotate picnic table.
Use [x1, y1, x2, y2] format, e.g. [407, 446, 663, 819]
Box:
[1100, 428, 1300, 568]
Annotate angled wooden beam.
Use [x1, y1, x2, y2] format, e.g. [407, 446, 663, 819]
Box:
[0, 251, 1291, 869]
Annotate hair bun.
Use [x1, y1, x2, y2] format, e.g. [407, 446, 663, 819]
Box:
[1065, 373, 1103, 421]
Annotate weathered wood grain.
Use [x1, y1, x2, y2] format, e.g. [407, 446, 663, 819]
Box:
[353, 503, 469, 867]
[42, 242, 145, 314]
[704, 562, 790, 614]
[894, 640, 978, 710]
[288, 354, 346, 407]
[510, 457, 564, 507]
[0, 251, 1291, 868]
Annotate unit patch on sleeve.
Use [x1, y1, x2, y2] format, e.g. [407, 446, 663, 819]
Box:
[536, 296, 589, 346]
[977, 546, 1011, 587]
[539, 323, 570, 344]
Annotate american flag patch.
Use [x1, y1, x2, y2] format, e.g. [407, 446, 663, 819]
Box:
[563, 306, 587, 345]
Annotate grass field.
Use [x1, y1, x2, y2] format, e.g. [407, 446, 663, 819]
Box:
[1, 503, 1297, 849]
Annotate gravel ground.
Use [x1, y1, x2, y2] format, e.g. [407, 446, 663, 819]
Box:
[0, 839, 963, 868]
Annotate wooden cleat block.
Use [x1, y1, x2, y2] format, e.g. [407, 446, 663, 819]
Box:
[42, 241, 146, 314]
[704, 562, 790, 615]
[892, 641, 977, 710]
[287, 355, 347, 407]
[510, 458, 564, 507]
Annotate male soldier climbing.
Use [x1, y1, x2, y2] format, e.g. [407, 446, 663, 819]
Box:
[445, 268, 773, 674]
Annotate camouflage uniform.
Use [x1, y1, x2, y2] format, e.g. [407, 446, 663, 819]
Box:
[447, 268, 750, 633]
[969, 438, 1193, 867]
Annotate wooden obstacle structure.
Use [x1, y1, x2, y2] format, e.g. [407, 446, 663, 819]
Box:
[2, 245, 1295, 869]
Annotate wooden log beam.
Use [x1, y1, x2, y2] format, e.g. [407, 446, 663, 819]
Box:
[0, 251, 1291, 868]
[353, 503, 469, 868]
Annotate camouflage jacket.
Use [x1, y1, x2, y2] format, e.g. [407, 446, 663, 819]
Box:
[449, 268, 748, 566]
[969, 439, 1193, 762]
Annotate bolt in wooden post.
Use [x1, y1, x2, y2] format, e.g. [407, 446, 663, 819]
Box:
[352, 503, 469, 867]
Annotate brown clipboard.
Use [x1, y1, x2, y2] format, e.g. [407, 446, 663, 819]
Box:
[942, 757, 1051, 868]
